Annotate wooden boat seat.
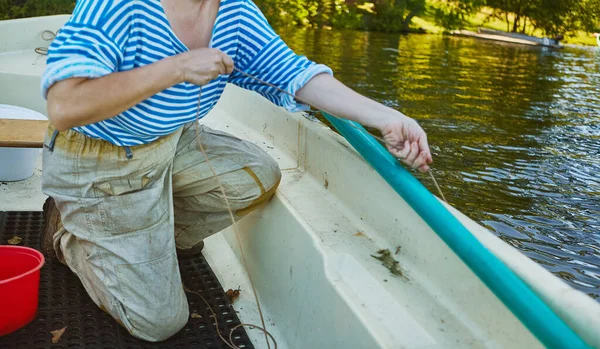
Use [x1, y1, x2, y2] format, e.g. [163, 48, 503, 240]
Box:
[0, 119, 48, 148]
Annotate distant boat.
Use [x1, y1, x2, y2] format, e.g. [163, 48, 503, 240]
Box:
[595, 33, 600, 47]
[477, 28, 562, 48]
[451, 28, 562, 48]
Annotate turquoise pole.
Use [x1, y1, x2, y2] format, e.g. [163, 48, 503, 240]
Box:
[322, 112, 590, 349]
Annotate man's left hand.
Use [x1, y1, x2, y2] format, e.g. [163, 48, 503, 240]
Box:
[381, 116, 432, 173]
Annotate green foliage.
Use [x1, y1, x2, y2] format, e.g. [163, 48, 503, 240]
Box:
[253, 0, 312, 27]
[484, 0, 600, 36]
[2, 0, 598, 37]
[528, 0, 600, 36]
[0, 0, 425, 32]
[253, 0, 427, 32]
[329, 2, 366, 29]
[255, 0, 599, 35]
[430, 0, 484, 30]
[365, 0, 427, 32]
[0, 0, 74, 20]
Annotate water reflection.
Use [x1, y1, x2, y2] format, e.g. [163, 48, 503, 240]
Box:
[279, 29, 600, 299]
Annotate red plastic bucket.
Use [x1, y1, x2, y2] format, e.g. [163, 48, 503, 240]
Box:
[0, 246, 45, 336]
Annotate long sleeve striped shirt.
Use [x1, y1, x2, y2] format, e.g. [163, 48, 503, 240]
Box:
[42, 0, 332, 146]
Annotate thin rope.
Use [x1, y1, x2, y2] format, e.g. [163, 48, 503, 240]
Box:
[429, 170, 447, 203]
[34, 30, 58, 55]
[184, 287, 277, 349]
[193, 88, 275, 349]
[233, 67, 448, 202]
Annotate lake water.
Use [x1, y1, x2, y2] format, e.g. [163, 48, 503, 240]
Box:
[279, 29, 600, 299]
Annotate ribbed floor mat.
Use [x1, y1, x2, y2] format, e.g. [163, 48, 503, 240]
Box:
[0, 211, 254, 349]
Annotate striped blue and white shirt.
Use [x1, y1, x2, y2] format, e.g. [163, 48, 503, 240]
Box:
[42, 0, 332, 146]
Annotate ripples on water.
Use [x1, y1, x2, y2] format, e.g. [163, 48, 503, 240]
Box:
[279, 29, 600, 299]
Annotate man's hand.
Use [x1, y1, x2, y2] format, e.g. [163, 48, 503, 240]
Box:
[381, 115, 432, 173]
[296, 73, 434, 173]
[174, 48, 234, 86]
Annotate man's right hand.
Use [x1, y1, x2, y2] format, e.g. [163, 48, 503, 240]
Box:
[174, 48, 234, 86]
[47, 48, 235, 131]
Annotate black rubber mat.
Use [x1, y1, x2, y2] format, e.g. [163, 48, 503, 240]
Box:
[0, 211, 254, 349]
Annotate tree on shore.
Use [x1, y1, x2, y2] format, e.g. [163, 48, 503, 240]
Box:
[474, 0, 599, 36]
[1, 0, 598, 39]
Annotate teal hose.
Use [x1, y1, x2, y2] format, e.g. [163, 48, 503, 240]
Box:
[322, 112, 591, 349]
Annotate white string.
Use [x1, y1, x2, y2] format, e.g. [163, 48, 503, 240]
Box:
[193, 88, 275, 349]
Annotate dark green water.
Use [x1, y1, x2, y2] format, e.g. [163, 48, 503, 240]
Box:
[279, 29, 600, 299]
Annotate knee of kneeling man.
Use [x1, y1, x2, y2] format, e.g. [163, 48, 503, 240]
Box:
[247, 156, 281, 192]
[270, 165, 282, 191]
[127, 309, 189, 342]
[261, 160, 281, 198]
[236, 162, 281, 216]
[263, 156, 282, 190]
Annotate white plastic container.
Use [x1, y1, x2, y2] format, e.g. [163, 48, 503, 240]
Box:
[0, 104, 47, 181]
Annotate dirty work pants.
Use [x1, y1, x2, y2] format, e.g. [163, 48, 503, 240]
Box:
[41, 122, 281, 342]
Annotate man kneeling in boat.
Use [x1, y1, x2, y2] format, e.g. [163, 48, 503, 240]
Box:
[41, 0, 433, 342]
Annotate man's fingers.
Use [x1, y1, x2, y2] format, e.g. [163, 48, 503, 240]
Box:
[397, 140, 411, 159]
[221, 53, 234, 74]
[387, 145, 403, 158]
[418, 134, 432, 164]
[383, 118, 433, 170]
[405, 142, 419, 164]
[413, 151, 429, 169]
[213, 61, 224, 76]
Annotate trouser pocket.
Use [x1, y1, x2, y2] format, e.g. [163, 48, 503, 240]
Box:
[91, 165, 171, 236]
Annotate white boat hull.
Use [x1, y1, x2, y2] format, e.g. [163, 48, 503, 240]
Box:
[1, 15, 599, 349]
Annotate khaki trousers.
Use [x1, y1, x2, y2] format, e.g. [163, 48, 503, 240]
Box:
[42, 122, 281, 341]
